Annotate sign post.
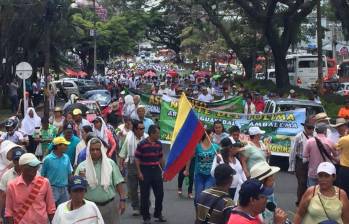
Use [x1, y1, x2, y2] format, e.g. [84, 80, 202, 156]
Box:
[16, 62, 33, 114]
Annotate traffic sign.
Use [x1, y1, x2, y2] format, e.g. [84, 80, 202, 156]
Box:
[16, 62, 33, 80]
[340, 47, 349, 56]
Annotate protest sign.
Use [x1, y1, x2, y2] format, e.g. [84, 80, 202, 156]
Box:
[159, 98, 306, 156]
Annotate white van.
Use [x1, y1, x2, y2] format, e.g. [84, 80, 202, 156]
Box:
[287, 54, 327, 89]
[51, 80, 79, 99]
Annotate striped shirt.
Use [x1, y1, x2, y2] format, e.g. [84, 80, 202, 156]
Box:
[196, 187, 235, 224]
[135, 138, 163, 166]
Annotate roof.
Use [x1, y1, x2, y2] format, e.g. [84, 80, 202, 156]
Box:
[268, 98, 323, 107]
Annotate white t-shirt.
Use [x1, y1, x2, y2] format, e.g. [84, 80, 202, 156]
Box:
[52, 200, 104, 224]
[197, 94, 213, 102]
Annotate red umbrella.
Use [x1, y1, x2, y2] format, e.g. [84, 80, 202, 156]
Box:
[167, 69, 177, 78]
[77, 71, 88, 78]
[65, 68, 78, 77]
[195, 71, 210, 78]
[144, 71, 156, 78]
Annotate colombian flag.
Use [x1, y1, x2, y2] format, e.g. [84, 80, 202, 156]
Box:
[163, 93, 205, 181]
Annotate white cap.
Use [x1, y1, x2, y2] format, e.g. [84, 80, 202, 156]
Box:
[248, 127, 266, 135]
[290, 89, 295, 94]
[317, 162, 336, 175]
[19, 153, 41, 167]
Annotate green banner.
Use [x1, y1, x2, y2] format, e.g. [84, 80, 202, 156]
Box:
[127, 88, 244, 114]
[159, 98, 306, 156]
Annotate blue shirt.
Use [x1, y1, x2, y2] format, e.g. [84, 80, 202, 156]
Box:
[41, 151, 73, 187]
[77, 148, 87, 165]
[143, 118, 154, 133]
[195, 143, 219, 175]
[48, 135, 80, 165]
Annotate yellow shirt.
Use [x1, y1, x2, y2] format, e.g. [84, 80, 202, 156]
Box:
[336, 135, 349, 167]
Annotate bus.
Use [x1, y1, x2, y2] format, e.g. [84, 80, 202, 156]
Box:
[286, 54, 327, 89]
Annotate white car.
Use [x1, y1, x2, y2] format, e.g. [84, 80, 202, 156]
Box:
[336, 82, 349, 96]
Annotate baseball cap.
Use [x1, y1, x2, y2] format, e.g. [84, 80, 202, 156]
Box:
[317, 162, 336, 175]
[72, 108, 82, 115]
[19, 153, 41, 167]
[52, 137, 70, 145]
[214, 164, 236, 182]
[221, 137, 233, 148]
[12, 147, 26, 161]
[69, 176, 88, 191]
[63, 122, 74, 130]
[239, 179, 273, 200]
[248, 127, 265, 135]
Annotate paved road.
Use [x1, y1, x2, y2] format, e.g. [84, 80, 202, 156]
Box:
[120, 153, 298, 224]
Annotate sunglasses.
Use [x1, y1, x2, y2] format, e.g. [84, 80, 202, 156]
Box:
[138, 127, 145, 130]
[306, 126, 315, 129]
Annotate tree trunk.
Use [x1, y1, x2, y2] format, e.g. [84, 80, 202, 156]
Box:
[273, 50, 290, 90]
[211, 59, 215, 73]
[240, 57, 253, 80]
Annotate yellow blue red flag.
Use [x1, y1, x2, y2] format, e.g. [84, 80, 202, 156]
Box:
[163, 93, 205, 181]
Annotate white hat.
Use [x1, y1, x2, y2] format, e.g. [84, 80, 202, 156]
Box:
[317, 162, 336, 175]
[19, 153, 41, 167]
[1, 140, 23, 161]
[248, 127, 265, 135]
[250, 161, 280, 181]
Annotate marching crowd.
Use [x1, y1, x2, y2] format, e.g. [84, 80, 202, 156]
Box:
[0, 70, 349, 224]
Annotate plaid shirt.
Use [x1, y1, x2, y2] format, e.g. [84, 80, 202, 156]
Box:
[289, 131, 310, 172]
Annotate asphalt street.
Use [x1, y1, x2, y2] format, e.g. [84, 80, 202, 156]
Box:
[120, 149, 298, 224]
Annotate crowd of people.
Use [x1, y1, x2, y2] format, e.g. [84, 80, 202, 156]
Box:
[0, 68, 349, 224]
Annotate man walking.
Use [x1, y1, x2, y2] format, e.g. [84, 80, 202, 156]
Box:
[5, 153, 56, 223]
[42, 137, 73, 206]
[75, 138, 126, 223]
[135, 125, 166, 224]
[119, 119, 148, 215]
[52, 176, 104, 224]
[289, 117, 314, 206]
[303, 123, 337, 187]
[196, 164, 235, 224]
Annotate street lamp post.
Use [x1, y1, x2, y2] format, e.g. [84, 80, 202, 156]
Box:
[316, 0, 323, 93]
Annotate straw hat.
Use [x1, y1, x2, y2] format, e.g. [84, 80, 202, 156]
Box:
[330, 118, 347, 128]
[250, 161, 280, 181]
[314, 112, 330, 122]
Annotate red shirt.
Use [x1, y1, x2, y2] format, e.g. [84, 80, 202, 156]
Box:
[228, 210, 262, 224]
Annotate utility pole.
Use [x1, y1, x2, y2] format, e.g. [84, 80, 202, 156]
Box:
[93, 0, 97, 76]
[316, 0, 323, 92]
[43, 0, 50, 120]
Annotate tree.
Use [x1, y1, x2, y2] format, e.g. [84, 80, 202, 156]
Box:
[330, 0, 349, 40]
[145, 0, 192, 62]
[196, 1, 266, 79]
[229, 0, 317, 88]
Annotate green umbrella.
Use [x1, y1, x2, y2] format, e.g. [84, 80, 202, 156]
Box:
[212, 74, 221, 80]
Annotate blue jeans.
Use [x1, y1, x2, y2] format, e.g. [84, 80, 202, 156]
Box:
[52, 186, 69, 206]
[307, 177, 318, 187]
[194, 173, 215, 205]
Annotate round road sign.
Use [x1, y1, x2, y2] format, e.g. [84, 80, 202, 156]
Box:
[16, 62, 33, 80]
[340, 47, 349, 56]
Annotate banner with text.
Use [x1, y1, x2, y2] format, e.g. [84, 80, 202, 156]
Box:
[127, 88, 244, 114]
[159, 98, 306, 156]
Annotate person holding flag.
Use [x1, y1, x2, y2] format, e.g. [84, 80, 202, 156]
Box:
[161, 92, 209, 206]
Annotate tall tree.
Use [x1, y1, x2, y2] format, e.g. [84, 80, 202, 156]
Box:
[230, 0, 317, 88]
[330, 0, 349, 40]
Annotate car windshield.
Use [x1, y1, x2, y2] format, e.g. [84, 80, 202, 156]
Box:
[88, 93, 111, 104]
[277, 104, 324, 116]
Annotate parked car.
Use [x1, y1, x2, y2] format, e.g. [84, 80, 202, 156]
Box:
[51, 80, 79, 99]
[82, 89, 111, 109]
[263, 98, 325, 117]
[336, 82, 349, 96]
[76, 79, 99, 94]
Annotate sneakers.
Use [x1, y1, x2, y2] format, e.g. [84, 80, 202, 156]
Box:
[188, 193, 194, 199]
[177, 189, 182, 197]
[154, 215, 167, 222]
